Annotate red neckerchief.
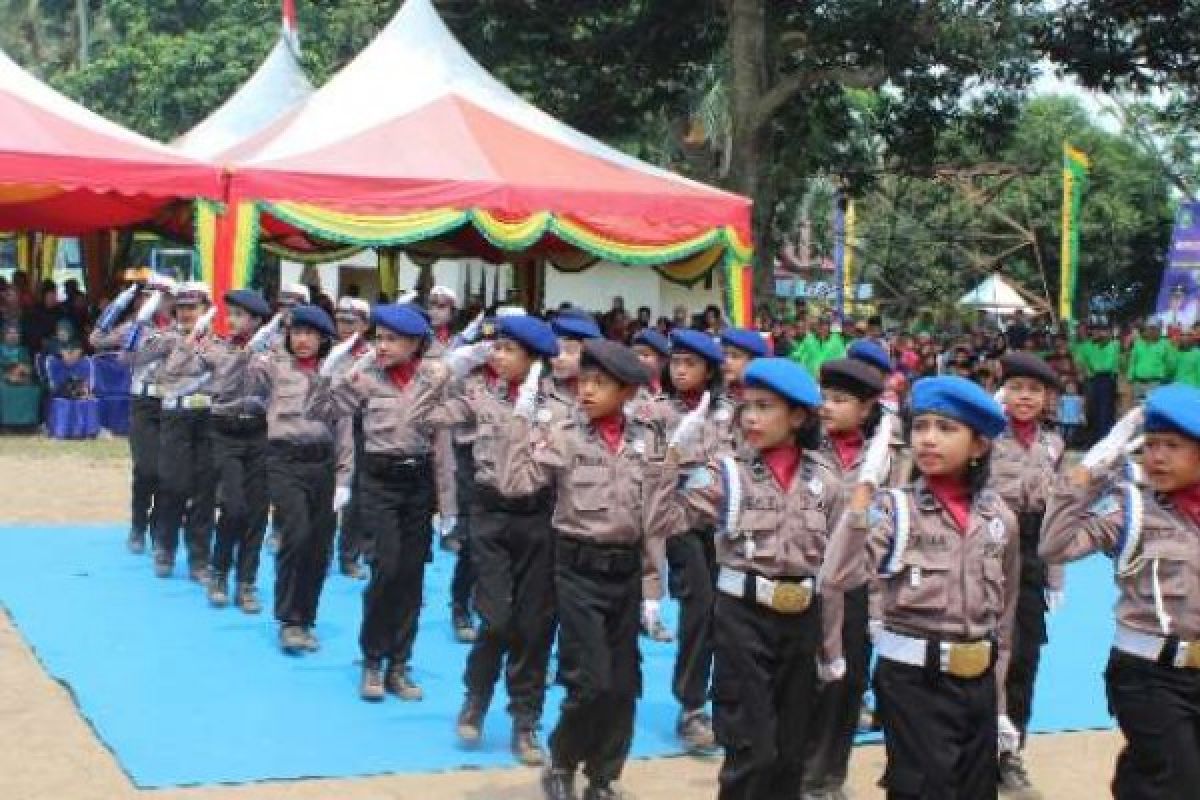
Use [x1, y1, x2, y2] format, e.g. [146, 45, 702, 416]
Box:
[727, 381, 744, 403]
[1168, 483, 1200, 528]
[828, 429, 865, 470]
[154, 314, 172, 329]
[927, 474, 970, 533]
[506, 379, 522, 402]
[761, 443, 802, 491]
[1009, 415, 1039, 449]
[435, 325, 451, 344]
[649, 378, 662, 394]
[386, 360, 417, 390]
[593, 412, 625, 454]
[295, 355, 319, 373]
[678, 389, 704, 411]
[231, 332, 251, 348]
[351, 338, 370, 357]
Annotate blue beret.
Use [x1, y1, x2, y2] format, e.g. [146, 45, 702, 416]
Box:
[1145, 384, 1200, 440]
[743, 357, 822, 408]
[289, 304, 336, 338]
[911, 375, 1006, 438]
[671, 329, 725, 365]
[631, 328, 670, 358]
[497, 316, 560, 358]
[224, 289, 271, 319]
[372, 304, 432, 338]
[551, 309, 602, 340]
[720, 327, 770, 358]
[848, 339, 892, 373]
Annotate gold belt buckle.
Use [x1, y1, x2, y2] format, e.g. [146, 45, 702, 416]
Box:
[945, 641, 991, 678]
[1183, 643, 1200, 670]
[769, 581, 811, 614]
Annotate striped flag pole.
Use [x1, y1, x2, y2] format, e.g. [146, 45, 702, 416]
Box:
[282, 0, 300, 54]
[1060, 142, 1090, 321]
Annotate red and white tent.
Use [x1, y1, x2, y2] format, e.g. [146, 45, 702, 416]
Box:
[174, 0, 313, 159]
[205, 0, 752, 320]
[0, 48, 223, 235]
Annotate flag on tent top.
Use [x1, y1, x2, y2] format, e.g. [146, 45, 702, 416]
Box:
[282, 0, 300, 54]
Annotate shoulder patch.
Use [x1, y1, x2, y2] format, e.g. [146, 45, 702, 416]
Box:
[988, 516, 1006, 542]
[1089, 494, 1121, 517]
[684, 466, 713, 490]
[536, 408, 553, 423]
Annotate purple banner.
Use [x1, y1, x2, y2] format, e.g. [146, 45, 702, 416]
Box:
[1155, 203, 1200, 328]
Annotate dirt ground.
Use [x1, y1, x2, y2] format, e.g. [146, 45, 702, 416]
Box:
[0, 437, 1124, 799]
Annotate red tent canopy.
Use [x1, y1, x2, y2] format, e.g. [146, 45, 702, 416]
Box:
[0, 49, 223, 235]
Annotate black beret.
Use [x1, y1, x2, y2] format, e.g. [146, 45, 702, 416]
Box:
[819, 358, 884, 398]
[1000, 352, 1060, 390]
[224, 289, 271, 319]
[581, 339, 650, 387]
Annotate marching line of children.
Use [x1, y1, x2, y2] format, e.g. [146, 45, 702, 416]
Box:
[94, 274, 1200, 800]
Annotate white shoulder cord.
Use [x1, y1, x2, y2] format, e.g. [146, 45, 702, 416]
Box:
[880, 488, 910, 577]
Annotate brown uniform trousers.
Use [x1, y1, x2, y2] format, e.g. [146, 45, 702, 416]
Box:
[1042, 478, 1200, 800]
[822, 480, 1020, 800]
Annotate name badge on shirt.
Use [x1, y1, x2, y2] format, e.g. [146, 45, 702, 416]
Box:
[988, 517, 1006, 543]
[536, 408, 553, 423]
[807, 476, 824, 497]
[1089, 495, 1120, 517]
[714, 407, 732, 423]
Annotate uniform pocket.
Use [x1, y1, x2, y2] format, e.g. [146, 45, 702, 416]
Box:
[894, 548, 951, 611]
[981, 557, 1005, 614]
[570, 465, 611, 512]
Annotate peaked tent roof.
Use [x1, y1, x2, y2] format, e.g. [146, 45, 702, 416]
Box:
[0, 49, 223, 235]
[223, 0, 750, 244]
[174, 31, 314, 158]
[959, 274, 1035, 313]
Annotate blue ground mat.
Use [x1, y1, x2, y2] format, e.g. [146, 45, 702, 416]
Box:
[0, 525, 1114, 788]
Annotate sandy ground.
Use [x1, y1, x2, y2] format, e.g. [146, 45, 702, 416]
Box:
[0, 438, 1124, 799]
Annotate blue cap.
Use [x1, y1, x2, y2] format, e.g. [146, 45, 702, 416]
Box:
[848, 339, 892, 373]
[1145, 384, 1200, 440]
[671, 329, 725, 366]
[497, 316, 560, 358]
[631, 328, 670, 358]
[289, 305, 336, 338]
[551, 309, 602, 340]
[743, 357, 822, 408]
[911, 375, 1006, 438]
[224, 289, 271, 319]
[720, 327, 770, 358]
[372, 304, 432, 338]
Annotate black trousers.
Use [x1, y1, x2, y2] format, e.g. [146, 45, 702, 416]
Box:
[450, 443, 476, 610]
[210, 422, 268, 584]
[463, 500, 556, 727]
[803, 584, 871, 791]
[549, 537, 641, 786]
[875, 657, 997, 799]
[128, 395, 161, 536]
[153, 409, 215, 570]
[269, 442, 335, 627]
[713, 591, 820, 800]
[358, 456, 435, 665]
[1087, 372, 1117, 445]
[666, 527, 717, 711]
[1106, 650, 1200, 800]
[1007, 513, 1048, 742]
[337, 413, 366, 566]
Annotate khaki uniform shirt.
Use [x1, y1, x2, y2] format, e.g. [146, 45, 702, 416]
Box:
[195, 337, 268, 416]
[990, 427, 1066, 589]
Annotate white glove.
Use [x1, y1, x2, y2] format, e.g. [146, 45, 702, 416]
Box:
[320, 333, 360, 378]
[135, 291, 162, 324]
[396, 290, 417, 305]
[189, 306, 218, 341]
[1081, 407, 1144, 473]
[1125, 435, 1144, 455]
[867, 619, 884, 645]
[349, 347, 376, 374]
[333, 487, 352, 513]
[247, 313, 283, 353]
[514, 362, 543, 421]
[998, 714, 1021, 754]
[858, 412, 897, 487]
[641, 599, 661, 634]
[993, 387, 1007, 406]
[446, 341, 492, 377]
[669, 390, 711, 450]
[440, 515, 458, 538]
[1045, 589, 1065, 614]
[817, 657, 847, 684]
[97, 285, 138, 332]
[459, 311, 486, 344]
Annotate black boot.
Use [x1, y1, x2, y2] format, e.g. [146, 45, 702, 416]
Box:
[360, 662, 385, 702]
[540, 766, 577, 800]
[153, 551, 172, 579]
[512, 724, 546, 767]
[582, 784, 619, 800]
[384, 664, 423, 701]
[452, 604, 476, 643]
[126, 528, 146, 555]
[235, 583, 262, 615]
[207, 573, 229, 608]
[456, 695, 487, 743]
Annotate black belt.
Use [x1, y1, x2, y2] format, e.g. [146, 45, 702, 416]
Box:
[269, 440, 333, 462]
[363, 452, 431, 476]
[474, 483, 553, 514]
[212, 414, 267, 436]
[557, 535, 639, 577]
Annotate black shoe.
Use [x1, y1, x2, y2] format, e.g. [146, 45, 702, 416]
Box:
[235, 583, 262, 615]
[540, 766, 577, 800]
[998, 752, 1043, 799]
[384, 665, 423, 701]
[126, 529, 146, 555]
[456, 695, 486, 743]
[512, 725, 546, 767]
[452, 605, 477, 643]
[207, 573, 229, 608]
[300, 627, 320, 652]
[582, 783, 619, 800]
[266, 532, 280, 554]
[189, 565, 209, 585]
[153, 553, 172, 579]
[360, 663, 385, 702]
[279, 624, 307, 655]
[339, 558, 366, 580]
[677, 708, 716, 752]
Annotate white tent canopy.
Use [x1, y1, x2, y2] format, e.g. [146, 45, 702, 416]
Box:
[958, 274, 1035, 314]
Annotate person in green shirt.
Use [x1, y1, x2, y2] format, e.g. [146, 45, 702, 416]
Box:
[801, 316, 847, 374]
[1127, 322, 1177, 399]
[1174, 328, 1200, 388]
[1078, 326, 1121, 443]
[0, 324, 41, 428]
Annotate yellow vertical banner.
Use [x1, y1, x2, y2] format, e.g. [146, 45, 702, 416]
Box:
[1060, 142, 1090, 321]
[843, 200, 856, 315]
[378, 249, 399, 299]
